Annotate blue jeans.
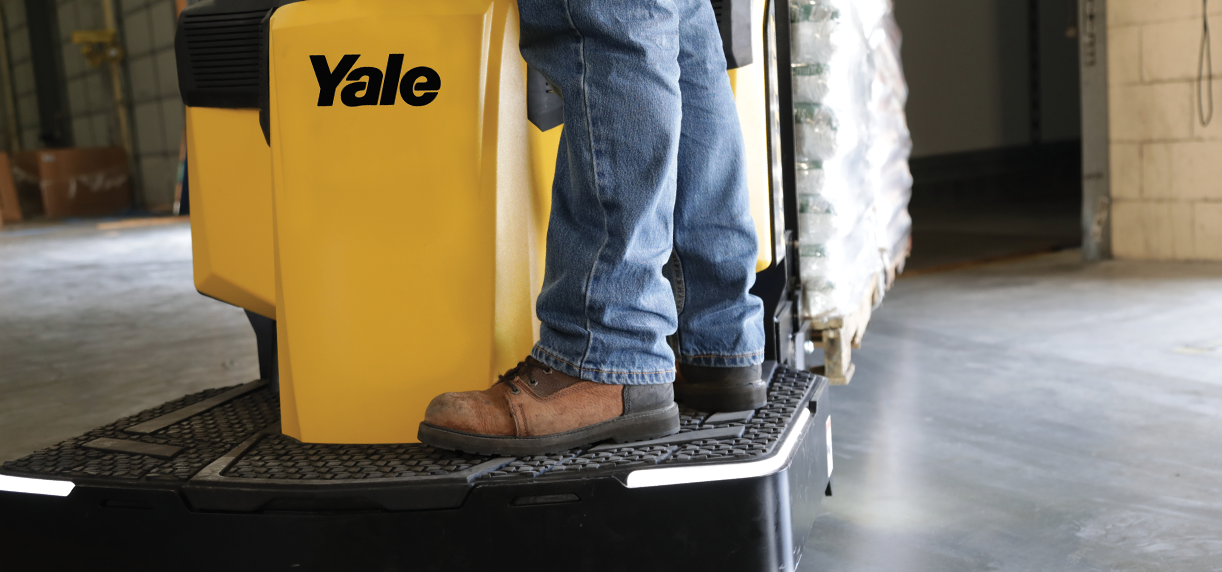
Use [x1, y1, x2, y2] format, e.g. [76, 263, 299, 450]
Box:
[520, 0, 765, 384]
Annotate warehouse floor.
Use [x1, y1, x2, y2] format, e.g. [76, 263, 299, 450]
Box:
[3, 219, 1221, 571]
[0, 219, 258, 463]
[802, 252, 1222, 571]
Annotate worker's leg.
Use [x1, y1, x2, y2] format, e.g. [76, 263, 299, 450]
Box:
[520, 0, 684, 385]
[669, 0, 767, 410]
[417, 0, 684, 453]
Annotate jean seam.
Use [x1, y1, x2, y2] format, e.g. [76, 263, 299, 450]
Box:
[537, 346, 676, 375]
[671, 249, 686, 314]
[681, 350, 764, 359]
[563, 0, 609, 375]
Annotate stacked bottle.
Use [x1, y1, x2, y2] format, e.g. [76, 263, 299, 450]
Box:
[790, 0, 883, 318]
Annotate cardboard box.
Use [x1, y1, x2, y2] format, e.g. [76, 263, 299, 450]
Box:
[7, 147, 132, 219]
[0, 152, 22, 223]
[8, 151, 42, 220]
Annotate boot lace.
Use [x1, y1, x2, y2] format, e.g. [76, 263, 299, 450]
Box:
[495, 361, 554, 394]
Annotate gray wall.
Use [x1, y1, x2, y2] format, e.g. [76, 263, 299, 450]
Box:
[896, 0, 1081, 158]
[1036, 0, 1081, 144]
[55, 0, 118, 149]
[2, 1, 41, 151]
[117, 0, 184, 208]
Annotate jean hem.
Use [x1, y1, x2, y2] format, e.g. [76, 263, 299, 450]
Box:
[531, 345, 676, 385]
[677, 350, 764, 368]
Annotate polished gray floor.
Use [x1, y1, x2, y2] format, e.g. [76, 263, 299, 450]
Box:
[0, 220, 258, 463]
[4, 221, 1222, 571]
[802, 252, 1222, 572]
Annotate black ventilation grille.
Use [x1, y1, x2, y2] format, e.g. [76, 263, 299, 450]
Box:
[177, 4, 273, 109]
[183, 10, 265, 88]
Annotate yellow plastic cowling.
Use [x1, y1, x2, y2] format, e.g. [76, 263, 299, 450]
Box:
[185, 107, 276, 319]
[269, 0, 546, 443]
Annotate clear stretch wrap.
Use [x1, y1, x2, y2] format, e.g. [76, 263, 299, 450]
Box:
[790, 0, 911, 318]
[867, 5, 913, 265]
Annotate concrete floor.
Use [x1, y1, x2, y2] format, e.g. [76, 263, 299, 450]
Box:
[803, 251, 1222, 572]
[0, 220, 258, 462]
[3, 220, 1222, 571]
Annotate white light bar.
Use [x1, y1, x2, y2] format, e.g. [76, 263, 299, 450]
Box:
[626, 408, 811, 489]
[0, 475, 75, 497]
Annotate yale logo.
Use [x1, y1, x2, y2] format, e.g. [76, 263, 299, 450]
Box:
[311, 54, 440, 107]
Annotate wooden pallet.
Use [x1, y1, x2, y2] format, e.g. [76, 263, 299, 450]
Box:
[807, 273, 877, 385]
[808, 235, 910, 385]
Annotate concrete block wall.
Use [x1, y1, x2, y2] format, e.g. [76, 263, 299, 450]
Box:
[1108, 0, 1222, 260]
[1, 0, 42, 150]
[55, 0, 117, 149]
[118, 0, 183, 208]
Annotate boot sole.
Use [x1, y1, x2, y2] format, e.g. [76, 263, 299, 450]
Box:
[418, 402, 680, 457]
[674, 379, 768, 412]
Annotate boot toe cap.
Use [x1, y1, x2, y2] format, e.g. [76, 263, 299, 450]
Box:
[423, 390, 515, 436]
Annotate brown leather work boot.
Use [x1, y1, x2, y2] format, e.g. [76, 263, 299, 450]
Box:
[418, 357, 679, 456]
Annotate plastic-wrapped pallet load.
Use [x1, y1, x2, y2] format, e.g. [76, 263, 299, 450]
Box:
[866, 5, 913, 270]
[790, 0, 911, 319]
[790, 0, 877, 318]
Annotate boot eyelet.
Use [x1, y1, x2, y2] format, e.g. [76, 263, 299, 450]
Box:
[529, 378, 539, 387]
[509, 386, 521, 395]
[543, 367, 554, 375]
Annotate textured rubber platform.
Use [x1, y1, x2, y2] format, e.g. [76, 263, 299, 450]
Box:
[0, 364, 830, 572]
[2, 364, 817, 487]
[223, 435, 490, 480]
[1, 381, 276, 482]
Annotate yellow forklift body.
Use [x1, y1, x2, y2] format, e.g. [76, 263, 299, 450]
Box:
[185, 107, 276, 319]
[270, 0, 542, 442]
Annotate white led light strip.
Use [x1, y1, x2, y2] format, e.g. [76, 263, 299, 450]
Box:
[626, 407, 811, 489]
[0, 475, 75, 497]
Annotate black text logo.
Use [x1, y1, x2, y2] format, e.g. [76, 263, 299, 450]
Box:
[311, 54, 440, 107]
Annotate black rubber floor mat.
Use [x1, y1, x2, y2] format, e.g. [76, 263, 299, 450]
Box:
[2, 366, 820, 485]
